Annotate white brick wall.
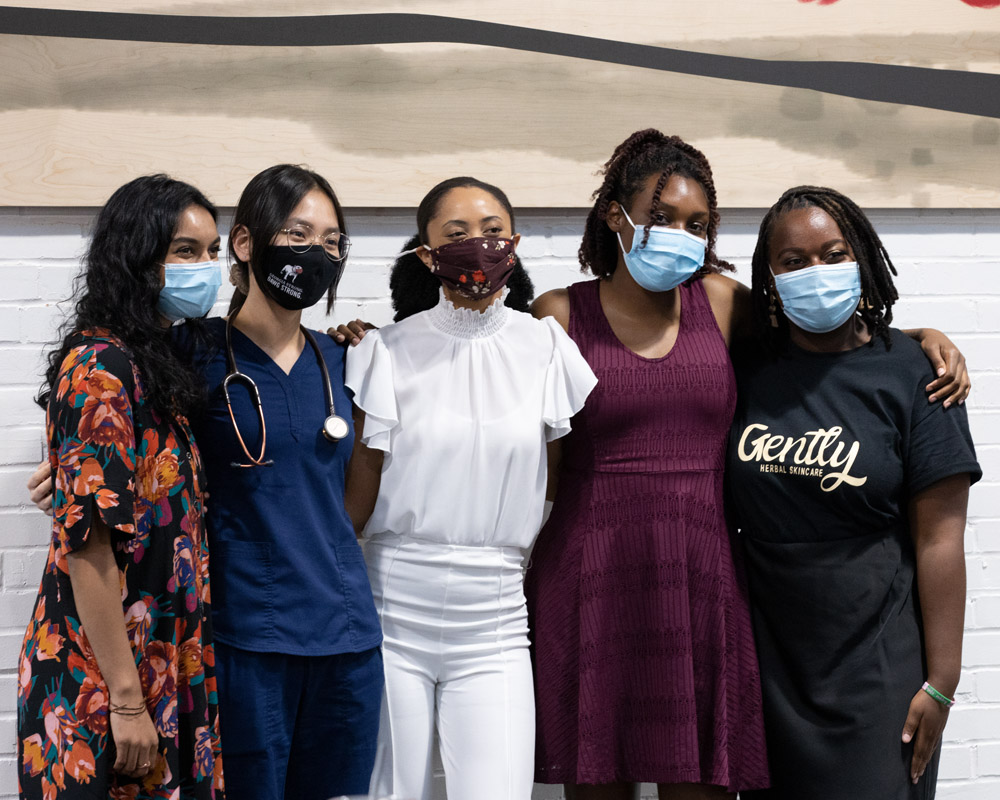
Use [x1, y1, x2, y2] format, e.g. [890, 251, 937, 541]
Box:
[0, 207, 997, 798]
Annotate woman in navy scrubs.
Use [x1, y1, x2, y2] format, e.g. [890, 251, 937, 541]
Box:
[183, 164, 382, 799]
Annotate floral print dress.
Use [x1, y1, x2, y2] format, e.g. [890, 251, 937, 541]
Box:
[18, 331, 223, 800]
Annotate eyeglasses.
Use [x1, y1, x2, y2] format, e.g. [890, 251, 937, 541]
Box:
[280, 224, 351, 262]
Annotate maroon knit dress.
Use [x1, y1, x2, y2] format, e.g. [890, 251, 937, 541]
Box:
[526, 278, 769, 789]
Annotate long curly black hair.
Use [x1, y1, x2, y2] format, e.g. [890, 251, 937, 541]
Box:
[37, 175, 218, 419]
[389, 177, 534, 322]
[228, 164, 347, 315]
[750, 185, 899, 352]
[580, 129, 732, 280]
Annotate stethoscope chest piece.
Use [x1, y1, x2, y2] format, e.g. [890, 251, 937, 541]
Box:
[323, 414, 350, 442]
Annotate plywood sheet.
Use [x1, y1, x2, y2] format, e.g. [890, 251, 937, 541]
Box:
[1, 1, 998, 207]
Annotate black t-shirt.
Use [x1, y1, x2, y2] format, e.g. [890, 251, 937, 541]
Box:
[728, 328, 981, 544]
[728, 329, 981, 799]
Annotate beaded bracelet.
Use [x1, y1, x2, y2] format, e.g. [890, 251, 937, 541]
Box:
[921, 681, 955, 708]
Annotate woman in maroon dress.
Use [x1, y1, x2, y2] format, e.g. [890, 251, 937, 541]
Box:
[526, 129, 766, 800]
[525, 129, 970, 800]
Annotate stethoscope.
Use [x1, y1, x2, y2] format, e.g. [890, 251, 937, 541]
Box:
[223, 308, 350, 468]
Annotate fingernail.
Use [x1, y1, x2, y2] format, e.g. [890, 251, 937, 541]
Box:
[902, 733, 912, 743]
[938, 367, 946, 376]
[944, 401, 951, 409]
[928, 396, 936, 403]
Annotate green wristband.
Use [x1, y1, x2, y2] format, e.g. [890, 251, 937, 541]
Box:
[922, 681, 954, 708]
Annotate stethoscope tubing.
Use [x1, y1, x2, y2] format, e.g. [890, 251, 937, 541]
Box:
[223, 308, 349, 468]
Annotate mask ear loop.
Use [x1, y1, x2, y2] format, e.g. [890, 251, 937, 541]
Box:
[615, 204, 638, 257]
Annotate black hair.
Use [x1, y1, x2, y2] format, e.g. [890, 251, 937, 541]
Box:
[228, 164, 347, 315]
[37, 174, 217, 419]
[390, 177, 533, 321]
[389, 235, 534, 322]
[750, 185, 899, 352]
[416, 176, 515, 245]
[579, 128, 732, 280]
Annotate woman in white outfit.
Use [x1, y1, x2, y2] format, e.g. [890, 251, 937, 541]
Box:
[344, 177, 597, 800]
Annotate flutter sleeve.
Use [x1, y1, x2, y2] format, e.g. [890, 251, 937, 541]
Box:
[344, 330, 400, 453]
[48, 339, 138, 553]
[540, 316, 598, 441]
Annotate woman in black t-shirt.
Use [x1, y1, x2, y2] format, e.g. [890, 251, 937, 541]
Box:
[728, 185, 981, 800]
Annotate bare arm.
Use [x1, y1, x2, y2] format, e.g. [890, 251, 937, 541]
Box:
[545, 439, 562, 502]
[901, 472, 970, 784]
[531, 288, 570, 332]
[701, 273, 751, 348]
[66, 517, 158, 777]
[902, 328, 970, 407]
[343, 405, 384, 535]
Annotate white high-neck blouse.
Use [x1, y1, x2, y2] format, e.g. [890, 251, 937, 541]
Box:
[345, 289, 597, 549]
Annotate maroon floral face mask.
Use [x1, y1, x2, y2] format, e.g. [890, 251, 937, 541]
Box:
[425, 237, 516, 299]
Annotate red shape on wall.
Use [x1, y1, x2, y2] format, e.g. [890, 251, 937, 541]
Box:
[798, 0, 842, 5]
[959, 0, 1000, 7]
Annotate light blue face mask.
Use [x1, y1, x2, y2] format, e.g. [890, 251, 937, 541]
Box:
[157, 261, 222, 322]
[771, 262, 862, 334]
[616, 207, 707, 292]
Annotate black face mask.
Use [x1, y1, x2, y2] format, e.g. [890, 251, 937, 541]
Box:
[255, 245, 342, 310]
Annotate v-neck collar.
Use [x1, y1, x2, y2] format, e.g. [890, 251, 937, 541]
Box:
[229, 324, 311, 382]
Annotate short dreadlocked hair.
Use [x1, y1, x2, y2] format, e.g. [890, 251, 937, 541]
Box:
[579, 129, 732, 280]
[750, 185, 899, 352]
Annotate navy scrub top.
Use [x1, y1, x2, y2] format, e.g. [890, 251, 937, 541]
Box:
[179, 317, 381, 656]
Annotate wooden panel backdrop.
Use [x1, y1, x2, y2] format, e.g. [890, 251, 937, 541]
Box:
[0, 1, 998, 207]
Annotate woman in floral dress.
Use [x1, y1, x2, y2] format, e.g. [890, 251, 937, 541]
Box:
[18, 175, 224, 799]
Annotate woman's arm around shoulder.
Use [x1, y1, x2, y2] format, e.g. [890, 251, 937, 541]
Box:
[701, 272, 751, 348]
[531, 288, 571, 333]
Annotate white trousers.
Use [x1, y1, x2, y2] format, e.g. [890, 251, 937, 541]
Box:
[365, 534, 535, 800]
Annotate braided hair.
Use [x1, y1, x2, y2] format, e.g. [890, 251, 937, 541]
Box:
[579, 129, 732, 279]
[389, 177, 534, 321]
[750, 185, 899, 352]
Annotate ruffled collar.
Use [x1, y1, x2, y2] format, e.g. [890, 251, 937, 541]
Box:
[427, 287, 511, 339]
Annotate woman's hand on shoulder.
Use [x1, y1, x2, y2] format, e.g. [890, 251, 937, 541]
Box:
[328, 319, 377, 347]
[531, 289, 570, 332]
[702, 273, 751, 347]
[907, 328, 970, 408]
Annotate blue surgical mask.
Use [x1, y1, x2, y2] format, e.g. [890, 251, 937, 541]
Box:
[771, 262, 861, 334]
[616, 207, 706, 292]
[157, 261, 222, 322]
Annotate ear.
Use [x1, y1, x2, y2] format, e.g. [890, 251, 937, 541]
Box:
[510, 233, 521, 250]
[605, 200, 626, 234]
[415, 244, 434, 271]
[231, 224, 252, 263]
